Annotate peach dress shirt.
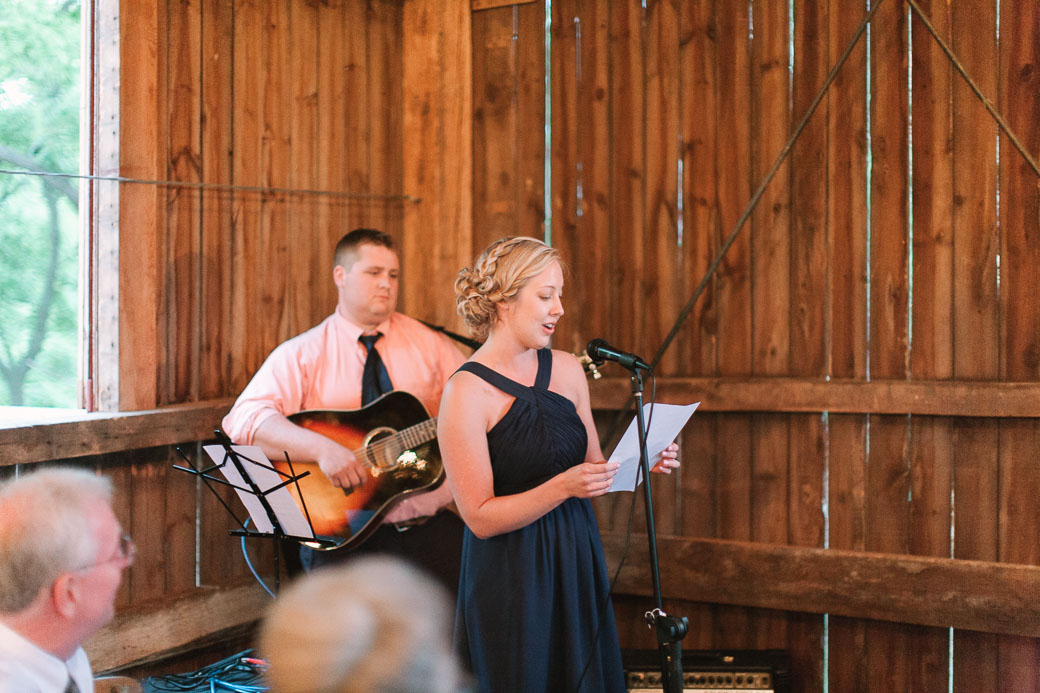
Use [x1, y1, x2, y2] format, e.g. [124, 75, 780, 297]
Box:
[222, 310, 465, 522]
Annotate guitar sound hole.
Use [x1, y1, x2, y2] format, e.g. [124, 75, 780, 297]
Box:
[363, 426, 402, 470]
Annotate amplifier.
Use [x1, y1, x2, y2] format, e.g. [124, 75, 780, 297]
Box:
[622, 649, 792, 693]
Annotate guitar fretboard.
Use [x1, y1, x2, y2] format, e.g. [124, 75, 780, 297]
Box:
[399, 417, 438, 449]
[354, 416, 439, 467]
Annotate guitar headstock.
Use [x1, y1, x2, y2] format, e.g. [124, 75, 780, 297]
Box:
[577, 350, 602, 380]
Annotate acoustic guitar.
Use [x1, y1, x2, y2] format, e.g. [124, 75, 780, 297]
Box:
[278, 353, 602, 552]
[277, 391, 441, 551]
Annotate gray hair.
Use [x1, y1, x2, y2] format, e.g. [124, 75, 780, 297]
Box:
[0, 467, 114, 613]
[260, 556, 466, 693]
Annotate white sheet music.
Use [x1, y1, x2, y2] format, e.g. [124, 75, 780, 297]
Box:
[606, 402, 699, 492]
[203, 444, 315, 539]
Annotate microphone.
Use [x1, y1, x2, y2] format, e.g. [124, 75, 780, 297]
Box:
[586, 338, 652, 371]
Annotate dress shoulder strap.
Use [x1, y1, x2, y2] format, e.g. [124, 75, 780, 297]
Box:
[455, 361, 532, 400]
[533, 348, 552, 390]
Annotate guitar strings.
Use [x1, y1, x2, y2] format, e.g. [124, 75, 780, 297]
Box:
[352, 419, 438, 468]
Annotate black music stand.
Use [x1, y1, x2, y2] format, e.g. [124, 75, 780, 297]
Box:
[174, 429, 337, 593]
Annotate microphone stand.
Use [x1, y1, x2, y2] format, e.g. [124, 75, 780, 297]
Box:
[628, 366, 688, 692]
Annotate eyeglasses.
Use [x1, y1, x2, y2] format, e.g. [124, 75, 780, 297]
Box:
[111, 533, 136, 565]
[75, 532, 136, 572]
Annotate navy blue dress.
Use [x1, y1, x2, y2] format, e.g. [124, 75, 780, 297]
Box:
[453, 349, 626, 693]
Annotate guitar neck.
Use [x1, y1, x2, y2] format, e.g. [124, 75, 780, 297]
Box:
[352, 416, 439, 462]
[398, 416, 439, 450]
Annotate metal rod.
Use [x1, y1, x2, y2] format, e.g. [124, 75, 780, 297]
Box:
[649, 0, 886, 372]
[906, 0, 1040, 179]
[0, 166, 420, 202]
[604, 0, 886, 445]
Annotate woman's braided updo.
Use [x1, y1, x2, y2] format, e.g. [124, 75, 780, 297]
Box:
[455, 236, 564, 342]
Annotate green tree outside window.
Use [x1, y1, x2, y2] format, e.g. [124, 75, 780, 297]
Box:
[0, 0, 81, 407]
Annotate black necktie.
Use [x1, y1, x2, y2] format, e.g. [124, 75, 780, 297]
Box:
[64, 675, 81, 693]
[360, 333, 393, 405]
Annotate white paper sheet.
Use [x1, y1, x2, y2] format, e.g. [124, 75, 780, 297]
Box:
[204, 444, 315, 539]
[606, 402, 699, 492]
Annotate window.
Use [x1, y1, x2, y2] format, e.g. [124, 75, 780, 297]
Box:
[0, 0, 82, 408]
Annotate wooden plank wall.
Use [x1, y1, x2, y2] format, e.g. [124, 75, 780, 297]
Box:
[471, 0, 1040, 690]
[7, 0, 1039, 684]
[1, 0, 466, 671]
[139, 0, 411, 606]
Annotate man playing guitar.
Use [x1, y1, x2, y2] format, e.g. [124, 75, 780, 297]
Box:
[222, 228, 466, 590]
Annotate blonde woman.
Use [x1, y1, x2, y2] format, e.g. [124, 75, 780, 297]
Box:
[439, 237, 679, 692]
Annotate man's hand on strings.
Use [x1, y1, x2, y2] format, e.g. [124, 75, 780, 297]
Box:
[317, 443, 366, 489]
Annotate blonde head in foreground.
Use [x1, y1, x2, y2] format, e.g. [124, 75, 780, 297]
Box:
[260, 556, 466, 693]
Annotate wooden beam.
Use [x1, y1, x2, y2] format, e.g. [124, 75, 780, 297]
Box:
[85, 583, 271, 673]
[472, 0, 538, 11]
[113, 0, 165, 411]
[0, 398, 234, 466]
[589, 376, 1040, 418]
[83, 536, 1040, 672]
[401, 0, 473, 334]
[6, 375, 1037, 467]
[603, 534, 1040, 637]
[6, 375, 1037, 466]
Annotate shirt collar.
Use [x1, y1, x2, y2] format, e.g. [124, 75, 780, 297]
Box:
[332, 309, 394, 342]
[0, 620, 77, 691]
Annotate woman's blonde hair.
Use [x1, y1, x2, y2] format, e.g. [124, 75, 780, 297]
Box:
[455, 236, 563, 342]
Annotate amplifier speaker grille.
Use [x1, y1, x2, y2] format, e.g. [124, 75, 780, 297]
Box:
[622, 649, 791, 693]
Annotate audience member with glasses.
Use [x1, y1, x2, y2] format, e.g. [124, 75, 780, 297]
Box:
[0, 467, 134, 692]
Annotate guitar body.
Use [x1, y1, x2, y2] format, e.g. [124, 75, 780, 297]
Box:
[279, 391, 443, 551]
